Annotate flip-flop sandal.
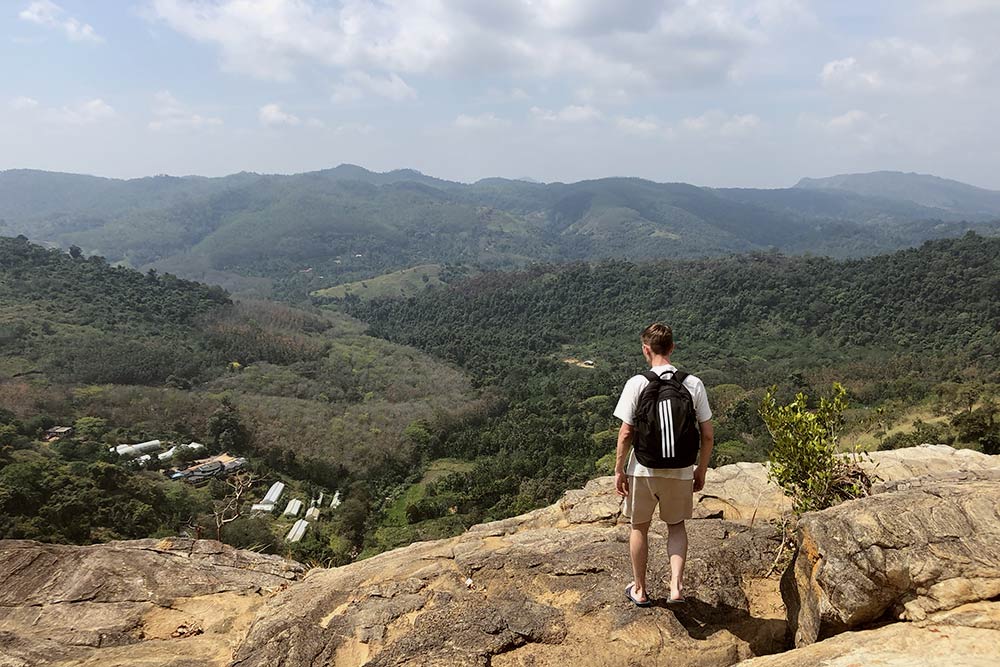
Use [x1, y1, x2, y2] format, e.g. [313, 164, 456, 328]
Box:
[625, 584, 653, 608]
[664, 596, 686, 606]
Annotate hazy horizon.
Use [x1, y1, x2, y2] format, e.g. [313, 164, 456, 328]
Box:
[6, 163, 1000, 194]
[3, 1, 1000, 188]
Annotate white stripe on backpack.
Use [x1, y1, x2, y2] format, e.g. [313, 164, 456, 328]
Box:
[659, 400, 667, 458]
[666, 399, 674, 458]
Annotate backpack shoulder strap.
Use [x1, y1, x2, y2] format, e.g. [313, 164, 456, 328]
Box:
[672, 370, 689, 384]
[641, 370, 661, 383]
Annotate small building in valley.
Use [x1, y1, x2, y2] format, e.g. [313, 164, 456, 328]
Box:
[283, 499, 304, 517]
[285, 519, 309, 543]
[44, 426, 74, 441]
[252, 481, 286, 512]
[111, 440, 162, 458]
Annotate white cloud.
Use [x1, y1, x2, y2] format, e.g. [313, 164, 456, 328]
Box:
[19, 1, 102, 43]
[922, 0, 1000, 18]
[148, 91, 222, 131]
[823, 38, 977, 95]
[821, 57, 883, 91]
[720, 114, 761, 136]
[616, 115, 660, 134]
[576, 86, 630, 105]
[800, 109, 893, 151]
[332, 71, 416, 103]
[454, 113, 509, 130]
[747, 0, 816, 28]
[9, 96, 39, 111]
[531, 105, 602, 123]
[259, 103, 301, 127]
[44, 99, 115, 125]
[332, 122, 374, 135]
[681, 110, 761, 136]
[476, 87, 531, 104]
[826, 109, 871, 132]
[149, 0, 789, 93]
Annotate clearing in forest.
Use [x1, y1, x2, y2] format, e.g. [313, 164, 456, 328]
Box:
[311, 265, 444, 301]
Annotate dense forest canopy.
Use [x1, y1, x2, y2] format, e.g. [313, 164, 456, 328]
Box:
[347, 233, 1000, 391]
[0, 235, 230, 384]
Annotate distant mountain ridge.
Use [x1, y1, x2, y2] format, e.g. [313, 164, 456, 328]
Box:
[2, 165, 998, 297]
[795, 170, 1000, 216]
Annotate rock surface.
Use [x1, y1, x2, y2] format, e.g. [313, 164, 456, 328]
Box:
[735, 601, 1000, 667]
[0, 538, 304, 667]
[782, 479, 1000, 647]
[864, 443, 1000, 483]
[2, 446, 997, 667]
[232, 504, 786, 667]
[695, 462, 793, 522]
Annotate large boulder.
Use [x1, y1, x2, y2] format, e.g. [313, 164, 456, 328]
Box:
[0, 538, 304, 667]
[695, 462, 793, 522]
[864, 444, 999, 484]
[521, 446, 1000, 527]
[693, 445, 1000, 523]
[782, 479, 1000, 647]
[233, 498, 787, 667]
[734, 601, 1000, 667]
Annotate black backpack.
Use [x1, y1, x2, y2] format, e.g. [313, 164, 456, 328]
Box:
[633, 370, 700, 468]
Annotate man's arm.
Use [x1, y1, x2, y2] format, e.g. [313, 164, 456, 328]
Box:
[693, 420, 714, 492]
[614, 422, 633, 497]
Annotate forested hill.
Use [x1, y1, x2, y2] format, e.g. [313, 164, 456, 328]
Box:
[347, 233, 1000, 391]
[3, 167, 999, 299]
[0, 235, 231, 384]
[795, 171, 1000, 215]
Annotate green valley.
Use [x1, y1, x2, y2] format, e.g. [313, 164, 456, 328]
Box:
[3, 169, 999, 567]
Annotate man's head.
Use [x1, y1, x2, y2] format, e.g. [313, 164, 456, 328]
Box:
[640, 323, 674, 362]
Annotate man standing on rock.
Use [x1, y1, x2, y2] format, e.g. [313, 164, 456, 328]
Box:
[614, 323, 714, 607]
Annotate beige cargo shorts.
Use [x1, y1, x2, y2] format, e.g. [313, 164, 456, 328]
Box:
[623, 476, 694, 525]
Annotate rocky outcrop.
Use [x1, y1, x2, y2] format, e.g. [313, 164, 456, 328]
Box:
[695, 462, 793, 521]
[782, 479, 1000, 647]
[694, 444, 1000, 522]
[735, 601, 1000, 667]
[232, 504, 786, 666]
[1, 446, 997, 667]
[864, 443, 1000, 483]
[0, 538, 304, 667]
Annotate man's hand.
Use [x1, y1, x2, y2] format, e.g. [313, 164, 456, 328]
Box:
[615, 471, 629, 498]
[693, 466, 707, 493]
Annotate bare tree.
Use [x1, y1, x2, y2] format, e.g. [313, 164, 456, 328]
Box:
[212, 472, 257, 541]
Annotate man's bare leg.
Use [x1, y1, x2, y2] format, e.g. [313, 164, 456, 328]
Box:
[629, 521, 651, 601]
[667, 520, 688, 600]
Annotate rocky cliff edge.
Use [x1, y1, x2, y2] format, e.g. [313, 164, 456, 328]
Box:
[1, 445, 997, 667]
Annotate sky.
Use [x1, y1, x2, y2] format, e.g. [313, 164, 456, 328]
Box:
[2, 0, 999, 188]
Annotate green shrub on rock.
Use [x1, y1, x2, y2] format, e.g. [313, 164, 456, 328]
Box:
[759, 382, 872, 513]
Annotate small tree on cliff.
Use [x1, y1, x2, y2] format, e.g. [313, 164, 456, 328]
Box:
[212, 471, 257, 541]
[759, 382, 872, 513]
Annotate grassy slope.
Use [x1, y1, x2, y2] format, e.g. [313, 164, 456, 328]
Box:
[310, 264, 445, 300]
[0, 238, 476, 488]
[365, 458, 475, 555]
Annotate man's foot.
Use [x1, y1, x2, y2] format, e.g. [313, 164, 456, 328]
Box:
[666, 585, 685, 604]
[625, 583, 652, 607]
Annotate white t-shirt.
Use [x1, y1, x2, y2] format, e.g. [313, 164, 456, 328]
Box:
[613, 364, 712, 479]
